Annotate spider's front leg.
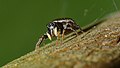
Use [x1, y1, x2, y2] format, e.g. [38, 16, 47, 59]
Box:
[55, 29, 65, 45]
[35, 36, 44, 49]
[35, 34, 48, 50]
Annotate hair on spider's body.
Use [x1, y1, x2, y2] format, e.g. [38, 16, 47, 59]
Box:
[35, 18, 83, 49]
[47, 18, 82, 36]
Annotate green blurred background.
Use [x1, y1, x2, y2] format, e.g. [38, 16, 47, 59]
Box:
[0, 0, 120, 66]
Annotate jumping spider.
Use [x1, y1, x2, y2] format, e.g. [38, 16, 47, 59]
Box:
[35, 18, 83, 49]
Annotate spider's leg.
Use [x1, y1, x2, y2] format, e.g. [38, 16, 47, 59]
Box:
[67, 27, 78, 36]
[62, 29, 65, 41]
[58, 29, 65, 45]
[35, 36, 44, 49]
[74, 25, 84, 33]
[56, 31, 60, 45]
[35, 34, 48, 50]
[79, 27, 84, 33]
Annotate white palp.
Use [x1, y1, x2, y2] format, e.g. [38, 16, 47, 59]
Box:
[46, 32, 52, 40]
[53, 27, 58, 36]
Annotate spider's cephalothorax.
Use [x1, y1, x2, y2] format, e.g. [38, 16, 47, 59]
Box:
[35, 18, 83, 49]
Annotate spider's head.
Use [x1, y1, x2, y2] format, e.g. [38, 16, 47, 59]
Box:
[46, 22, 58, 40]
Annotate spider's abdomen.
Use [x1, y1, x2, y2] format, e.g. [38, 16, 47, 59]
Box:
[53, 18, 80, 30]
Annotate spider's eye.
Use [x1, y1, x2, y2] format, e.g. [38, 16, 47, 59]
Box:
[50, 23, 55, 26]
[47, 23, 55, 28]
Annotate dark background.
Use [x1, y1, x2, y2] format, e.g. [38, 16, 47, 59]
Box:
[0, 0, 120, 66]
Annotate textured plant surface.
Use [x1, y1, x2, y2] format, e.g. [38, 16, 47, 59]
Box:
[3, 13, 120, 68]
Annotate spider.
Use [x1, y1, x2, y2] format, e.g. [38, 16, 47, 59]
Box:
[35, 18, 83, 49]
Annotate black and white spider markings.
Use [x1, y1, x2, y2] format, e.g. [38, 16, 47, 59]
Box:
[35, 18, 83, 49]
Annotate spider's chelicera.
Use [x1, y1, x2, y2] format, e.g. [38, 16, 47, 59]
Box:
[35, 18, 83, 49]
